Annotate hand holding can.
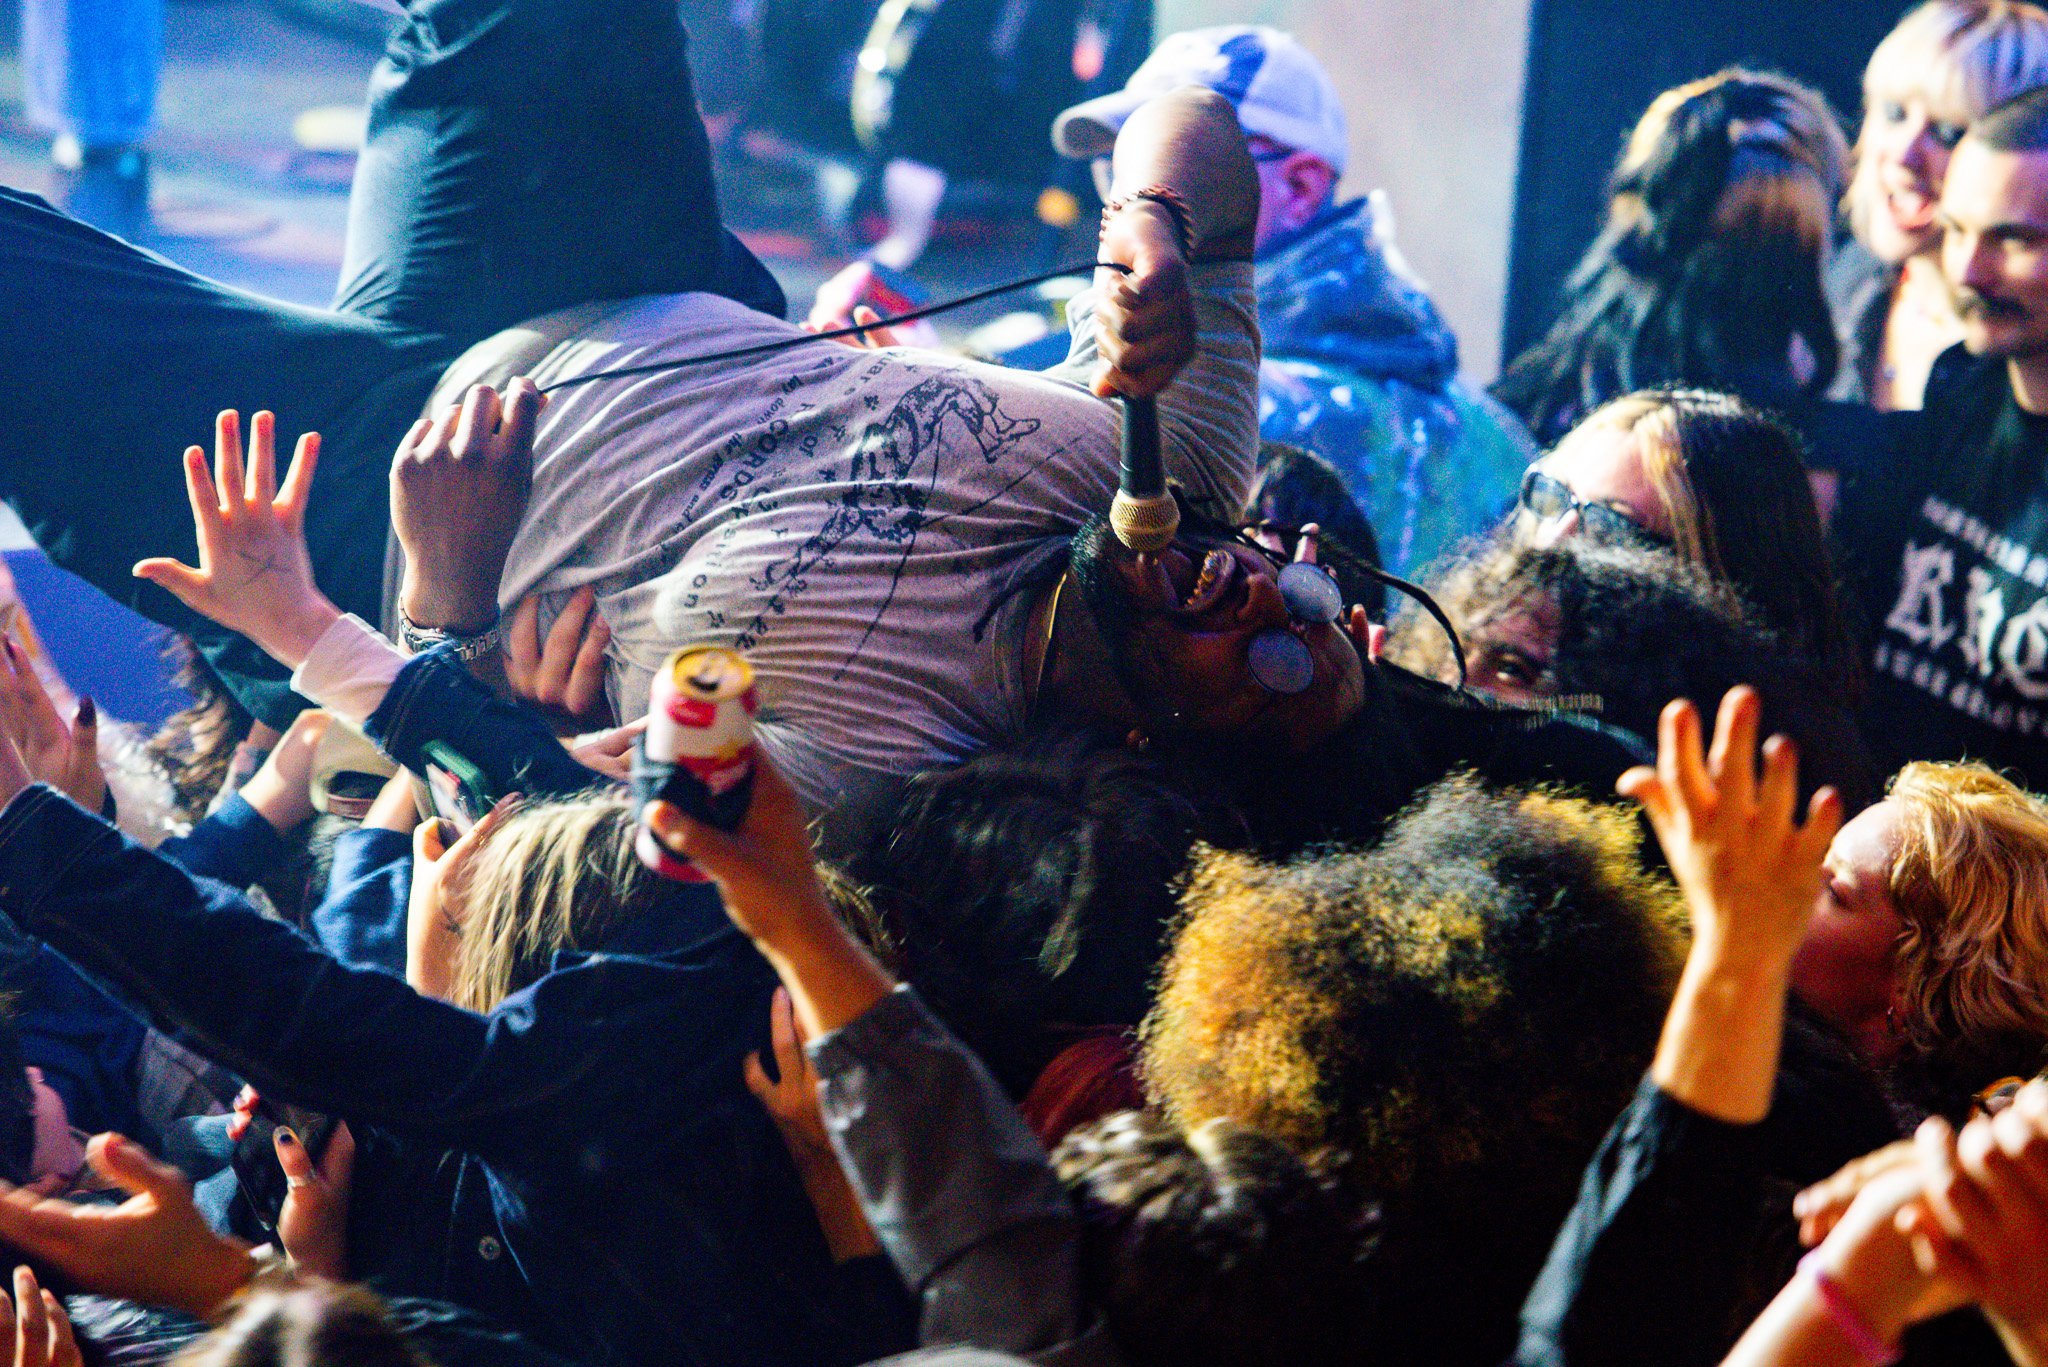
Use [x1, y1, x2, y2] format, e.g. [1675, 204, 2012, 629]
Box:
[632, 647, 759, 882]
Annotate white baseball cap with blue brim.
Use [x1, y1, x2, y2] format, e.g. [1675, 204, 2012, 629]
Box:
[1052, 25, 1349, 175]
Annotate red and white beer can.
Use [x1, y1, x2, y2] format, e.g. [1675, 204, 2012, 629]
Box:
[632, 646, 760, 882]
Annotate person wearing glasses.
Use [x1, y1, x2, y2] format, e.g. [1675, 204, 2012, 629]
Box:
[1051, 25, 1534, 578]
[1512, 389, 1865, 703]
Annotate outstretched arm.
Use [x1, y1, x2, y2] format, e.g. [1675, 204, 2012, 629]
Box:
[1628, 687, 1843, 1125]
[0, 767, 762, 1163]
[646, 768, 1117, 1364]
[130, 398, 608, 800]
[1518, 686, 1844, 1367]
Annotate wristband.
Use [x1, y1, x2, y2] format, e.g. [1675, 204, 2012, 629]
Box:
[1102, 185, 1195, 261]
[1799, 1251, 1903, 1366]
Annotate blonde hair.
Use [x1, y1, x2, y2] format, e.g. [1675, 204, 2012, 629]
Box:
[1850, 1, 2048, 239]
[448, 791, 657, 1013]
[174, 1284, 429, 1367]
[446, 791, 888, 1013]
[1887, 762, 2048, 1081]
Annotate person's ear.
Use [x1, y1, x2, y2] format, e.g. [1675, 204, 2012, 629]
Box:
[1278, 153, 1339, 233]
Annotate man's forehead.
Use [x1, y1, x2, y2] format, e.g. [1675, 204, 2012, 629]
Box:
[1944, 140, 2048, 227]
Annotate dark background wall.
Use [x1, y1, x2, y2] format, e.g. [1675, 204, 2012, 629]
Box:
[1503, 0, 1910, 367]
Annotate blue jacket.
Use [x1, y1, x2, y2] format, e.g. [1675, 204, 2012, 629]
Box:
[1256, 197, 1533, 576]
[0, 646, 912, 1367]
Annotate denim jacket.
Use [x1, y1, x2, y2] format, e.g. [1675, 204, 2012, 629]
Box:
[0, 784, 911, 1367]
[0, 649, 912, 1367]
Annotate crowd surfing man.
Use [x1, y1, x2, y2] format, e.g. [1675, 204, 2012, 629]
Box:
[1838, 85, 2048, 791]
[0, 0, 1385, 841]
[1051, 24, 1532, 576]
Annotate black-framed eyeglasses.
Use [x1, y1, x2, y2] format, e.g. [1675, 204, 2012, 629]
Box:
[1517, 468, 1666, 547]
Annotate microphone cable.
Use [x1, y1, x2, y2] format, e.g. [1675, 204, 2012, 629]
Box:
[535, 259, 1133, 396]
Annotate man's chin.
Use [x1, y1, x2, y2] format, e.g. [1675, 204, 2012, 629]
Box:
[1961, 316, 2048, 360]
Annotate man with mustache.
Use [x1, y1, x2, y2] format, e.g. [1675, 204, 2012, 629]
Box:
[1837, 85, 2048, 789]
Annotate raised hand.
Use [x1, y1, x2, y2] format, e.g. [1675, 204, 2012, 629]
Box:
[503, 589, 614, 733]
[0, 1133, 254, 1321]
[392, 380, 543, 634]
[0, 635, 100, 812]
[133, 410, 340, 671]
[744, 986, 831, 1152]
[407, 796, 518, 1002]
[1618, 687, 1843, 968]
[644, 757, 834, 955]
[643, 753, 894, 1038]
[743, 986, 878, 1262]
[1091, 202, 1196, 400]
[1628, 687, 1844, 1125]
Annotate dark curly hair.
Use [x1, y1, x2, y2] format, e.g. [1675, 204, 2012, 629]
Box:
[1052, 1111, 1377, 1367]
[1143, 775, 1688, 1363]
[1243, 441, 1386, 619]
[1390, 534, 1881, 810]
[854, 724, 1245, 1095]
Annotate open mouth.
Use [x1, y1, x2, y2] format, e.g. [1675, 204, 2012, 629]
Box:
[1886, 185, 1937, 234]
[1149, 546, 1248, 620]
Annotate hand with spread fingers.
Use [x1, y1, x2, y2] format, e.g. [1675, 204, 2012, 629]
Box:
[392, 380, 544, 635]
[1625, 687, 1843, 1126]
[132, 410, 340, 672]
[1619, 687, 1843, 970]
[0, 1265, 82, 1367]
[503, 589, 614, 733]
[0, 634, 100, 813]
[0, 1133, 255, 1323]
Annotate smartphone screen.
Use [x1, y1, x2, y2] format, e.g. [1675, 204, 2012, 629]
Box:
[424, 761, 481, 835]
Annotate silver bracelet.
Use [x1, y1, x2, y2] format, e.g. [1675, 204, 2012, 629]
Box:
[398, 610, 504, 662]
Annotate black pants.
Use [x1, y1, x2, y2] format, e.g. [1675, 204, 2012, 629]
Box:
[0, 0, 782, 725]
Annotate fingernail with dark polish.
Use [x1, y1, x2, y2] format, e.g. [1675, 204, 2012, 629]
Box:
[76, 697, 95, 728]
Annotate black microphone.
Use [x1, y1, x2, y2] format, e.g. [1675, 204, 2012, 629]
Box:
[1110, 396, 1179, 552]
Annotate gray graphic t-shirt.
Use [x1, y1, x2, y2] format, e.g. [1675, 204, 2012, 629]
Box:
[421, 264, 1260, 815]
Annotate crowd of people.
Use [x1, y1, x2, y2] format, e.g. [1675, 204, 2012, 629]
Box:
[0, 0, 2045, 1365]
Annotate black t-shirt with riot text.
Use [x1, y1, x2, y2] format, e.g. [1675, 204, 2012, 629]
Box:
[1837, 345, 2048, 794]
